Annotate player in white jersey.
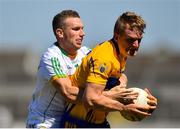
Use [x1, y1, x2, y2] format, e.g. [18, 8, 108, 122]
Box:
[26, 10, 89, 128]
[26, 42, 90, 128]
[26, 10, 91, 128]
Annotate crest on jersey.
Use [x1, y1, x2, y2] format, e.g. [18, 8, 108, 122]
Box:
[99, 63, 107, 73]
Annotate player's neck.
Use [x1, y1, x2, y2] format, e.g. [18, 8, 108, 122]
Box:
[68, 52, 77, 60]
[63, 47, 77, 59]
[57, 42, 77, 59]
[119, 53, 127, 62]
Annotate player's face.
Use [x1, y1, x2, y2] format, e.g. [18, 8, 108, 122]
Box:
[119, 27, 143, 57]
[63, 17, 85, 52]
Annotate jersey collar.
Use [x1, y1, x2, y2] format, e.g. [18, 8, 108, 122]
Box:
[55, 42, 77, 59]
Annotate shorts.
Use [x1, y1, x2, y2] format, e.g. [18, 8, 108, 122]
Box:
[60, 112, 110, 128]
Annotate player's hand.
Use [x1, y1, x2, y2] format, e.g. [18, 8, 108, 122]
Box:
[144, 88, 157, 113]
[119, 73, 128, 88]
[108, 86, 139, 104]
[122, 103, 151, 117]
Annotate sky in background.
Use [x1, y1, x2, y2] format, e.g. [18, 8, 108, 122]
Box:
[0, 0, 180, 53]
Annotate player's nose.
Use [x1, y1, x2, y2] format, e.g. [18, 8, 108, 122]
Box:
[133, 40, 139, 48]
[80, 29, 85, 37]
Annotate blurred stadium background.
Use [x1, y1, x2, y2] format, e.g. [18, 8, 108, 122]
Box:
[0, 0, 180, 128]
[0, 45, 180, 128]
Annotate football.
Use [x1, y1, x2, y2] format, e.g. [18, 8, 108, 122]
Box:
[120, 87, 149, 121]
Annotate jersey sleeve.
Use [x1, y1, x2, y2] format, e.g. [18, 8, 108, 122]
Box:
[86, 55, 112, 86]
[39, 52, 67, 82]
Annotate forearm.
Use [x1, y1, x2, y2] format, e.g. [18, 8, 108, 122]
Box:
[83, 83, 125, 112]
[61, 85, 80, 103]
[64, 86, 84, 103]
[51, 77, 83, 103]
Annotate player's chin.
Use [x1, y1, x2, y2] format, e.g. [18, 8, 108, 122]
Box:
[75, 43, 82, 49]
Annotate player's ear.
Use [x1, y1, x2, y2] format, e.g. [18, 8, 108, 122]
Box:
[56, 28, 64, 38]
[114, 33, 119, 42]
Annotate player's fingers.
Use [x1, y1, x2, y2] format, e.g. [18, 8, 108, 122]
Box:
[137, 104, 156, 115]
[136, 105, 151, 112]
[120, 99, 134, 105]
[124, 91, 139, 97]
[125, 92, 139, 98]
[147, 95, 157, 102]
[144, 88, 154, 98]
[115, 89, 133, 95]
[147, 94, 156, 100]
[120, 92, 138, 98]
[133, 108, 151, 116]
[147, 99, 157, 106]
[123, 88, 138, 93]
[123, 94, 138, 100]
[119, 84, 126, 88]
[144, 88, 151, 94]
[144, 88, 156, 99]
[149, 106, 156, 110]
[147, 95, 157, 106]
[144, 88, 158, 106]
[119, 73, 128, 84]
[148, 106, 157, 114]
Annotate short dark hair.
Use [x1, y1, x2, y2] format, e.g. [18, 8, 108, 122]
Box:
[52, 10, 80, 35]
[114, 11, 146, 35]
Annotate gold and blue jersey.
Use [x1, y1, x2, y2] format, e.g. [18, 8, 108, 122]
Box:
[65, 40, 127, 125]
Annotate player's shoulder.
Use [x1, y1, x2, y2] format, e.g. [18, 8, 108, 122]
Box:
[41, 42, 60, 60]
[94, 40, 113, 51]
[79, 46, 91, 55]
[91, 40, 113, 57]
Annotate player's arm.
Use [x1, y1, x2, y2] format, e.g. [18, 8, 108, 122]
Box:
[51, 77, 83, 103]
[42, 54, 82, 103]
[83, 82, 135, 112]
[51, 69, 130, 104]
[51, 76, 134, 104]
[83, 82, 152, 117]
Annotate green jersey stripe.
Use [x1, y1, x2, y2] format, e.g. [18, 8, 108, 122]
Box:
[51, 57, 66, 77]
[55, 57, 66, 77]
[51, 57, 60, 76]
[54, 57, 62, 75]
[54, 57, 66, 77]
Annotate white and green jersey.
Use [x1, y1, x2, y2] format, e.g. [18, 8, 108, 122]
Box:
[26, 42, 90, 128]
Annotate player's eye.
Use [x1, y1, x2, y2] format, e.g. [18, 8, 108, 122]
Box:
[126, 38, 142, 44]
[72, 27, 81, 31]
[138, 38, 142, 43]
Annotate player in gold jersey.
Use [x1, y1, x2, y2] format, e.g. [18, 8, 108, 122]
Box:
[61, 11, 158, 128]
